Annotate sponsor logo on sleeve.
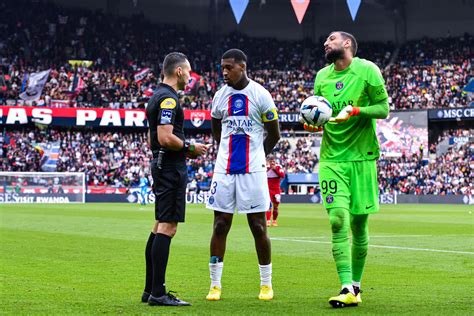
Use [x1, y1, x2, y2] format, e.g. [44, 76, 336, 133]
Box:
[376, 88, 385, 95]
[160, 109, 173, 124]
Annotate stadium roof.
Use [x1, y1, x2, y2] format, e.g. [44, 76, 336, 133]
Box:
[49, 0, 471, 41]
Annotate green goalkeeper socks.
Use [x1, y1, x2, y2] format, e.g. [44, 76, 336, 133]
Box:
[351, 214, 369, 283]
[329, 209, 370, 286]
[329, 207, 352, 286]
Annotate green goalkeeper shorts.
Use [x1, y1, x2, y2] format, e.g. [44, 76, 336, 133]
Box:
[318, 160, 379, 214]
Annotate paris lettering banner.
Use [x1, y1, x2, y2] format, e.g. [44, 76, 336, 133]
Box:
[0, 106, 213, 129]
[0, 106, 304, 128]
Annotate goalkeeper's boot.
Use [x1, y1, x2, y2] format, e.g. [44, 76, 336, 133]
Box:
[258, 285, 274, 300]
[353, 286, 362, 303]
[328, 288, 358, 308]
[206, 286, 222, 301]
[272, 220, 278, 227]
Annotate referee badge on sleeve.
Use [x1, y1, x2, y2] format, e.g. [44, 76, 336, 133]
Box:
[160, 98, 177, 109]
[160, 109, 173, 124]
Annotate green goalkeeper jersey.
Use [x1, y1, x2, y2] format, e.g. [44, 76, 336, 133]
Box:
[314, 57, 388, 162]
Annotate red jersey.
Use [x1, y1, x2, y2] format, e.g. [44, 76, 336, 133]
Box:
[267, 165, 285, 192]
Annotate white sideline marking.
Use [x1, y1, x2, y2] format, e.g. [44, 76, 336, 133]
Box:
[285, 235, 434, 239]
[271, 237, 474, 255]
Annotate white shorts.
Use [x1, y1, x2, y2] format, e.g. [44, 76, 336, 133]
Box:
[206, 172, 270, 214]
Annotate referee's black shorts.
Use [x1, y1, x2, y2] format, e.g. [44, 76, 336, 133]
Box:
[151, 161, 187, 222]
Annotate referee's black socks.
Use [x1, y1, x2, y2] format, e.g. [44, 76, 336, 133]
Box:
[144, 232, 156, 294]
[151, 233, 172, 297]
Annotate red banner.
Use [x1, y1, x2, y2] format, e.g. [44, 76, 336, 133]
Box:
[0, 106, 213, 129]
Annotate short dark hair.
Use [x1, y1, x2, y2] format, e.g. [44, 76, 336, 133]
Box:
[162, 52, 188, 77]
[332, 31, 358, 56]
[222, 49, 247, 63]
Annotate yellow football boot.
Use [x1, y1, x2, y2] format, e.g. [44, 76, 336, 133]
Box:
[328, 288, 358, 308]
[258, 285, 274, 300]
[206, 286, 221, 301]
[354, 286, 362, 303]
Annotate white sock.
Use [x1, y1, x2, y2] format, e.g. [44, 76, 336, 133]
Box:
[352, 281, 361, 288]
[259, 263, 272, 287]
[209, 262, 223, 288]
[342, 284, 355, 295]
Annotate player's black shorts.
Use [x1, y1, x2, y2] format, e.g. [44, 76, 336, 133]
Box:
[151, 161, 187, 222]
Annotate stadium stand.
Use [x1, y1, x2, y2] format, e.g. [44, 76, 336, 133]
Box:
[1, 1, 471, 111]
[0, 0, 472, 197]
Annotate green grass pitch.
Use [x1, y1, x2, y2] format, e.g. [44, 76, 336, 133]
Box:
[1, 203, 473, 315]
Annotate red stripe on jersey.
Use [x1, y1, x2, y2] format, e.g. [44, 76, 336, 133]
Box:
[245, 95, 249, 116]
[245, 134, 250, 173]
[226, 134, 233, 174]
[228, 95, 232, 116]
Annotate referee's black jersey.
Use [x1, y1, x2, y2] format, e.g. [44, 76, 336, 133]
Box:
[146, 83, 185, 163]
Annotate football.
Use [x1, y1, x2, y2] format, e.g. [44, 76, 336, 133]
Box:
[299, 96, 333, 126]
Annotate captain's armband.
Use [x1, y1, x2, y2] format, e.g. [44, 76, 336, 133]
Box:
[262, 108, 278, 122]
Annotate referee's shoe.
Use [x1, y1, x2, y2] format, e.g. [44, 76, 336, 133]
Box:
[148, 292, 191, 306]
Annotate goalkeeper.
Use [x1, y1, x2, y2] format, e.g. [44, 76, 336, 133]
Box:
[304, 31, 389, 308]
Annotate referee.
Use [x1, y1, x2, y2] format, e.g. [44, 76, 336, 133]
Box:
[142, 52, 209, 306]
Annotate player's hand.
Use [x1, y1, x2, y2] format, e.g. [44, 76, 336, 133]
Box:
[303, 123, 323, 133]
[300, 114, 323, 133]
[329, 105, 360, 123]
[187, 143, 211, 158]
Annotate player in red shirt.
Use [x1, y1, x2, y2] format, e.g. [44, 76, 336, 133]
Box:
[266, 155, 285, 227]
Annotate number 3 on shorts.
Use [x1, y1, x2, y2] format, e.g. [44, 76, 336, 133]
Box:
[210, 181, 218, 194]
[321, 180, 337, 195]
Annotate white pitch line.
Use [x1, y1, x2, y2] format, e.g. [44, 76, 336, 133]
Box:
[271, 237, 474, 255]
[281, 235, 434, 239]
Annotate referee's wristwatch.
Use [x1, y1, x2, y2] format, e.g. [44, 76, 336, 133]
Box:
[183, 140, 195, 153]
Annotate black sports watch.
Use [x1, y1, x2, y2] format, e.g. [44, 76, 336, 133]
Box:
[183, 141, 195, 153]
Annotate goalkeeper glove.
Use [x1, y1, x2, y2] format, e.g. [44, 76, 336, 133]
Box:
[303, 123, 323, 133]
[329, 105, 360, 123]
[299, 115, 324, 133]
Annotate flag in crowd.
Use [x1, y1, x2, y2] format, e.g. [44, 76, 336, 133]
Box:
[19, 69, 51, 101]
[134, 68, 151, 83]
[40, 141, 61, 172]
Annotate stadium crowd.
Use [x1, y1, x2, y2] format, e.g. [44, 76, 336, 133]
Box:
[1, 129, 153, 188]
[385, 36, 472, 110]
[1, 1, 471, 112]
[378, 143, 472, 195]
[1, 127, 472, 196]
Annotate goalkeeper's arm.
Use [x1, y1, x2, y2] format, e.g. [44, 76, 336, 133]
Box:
[359, 98, 389, 119]
[330, 98, 389, 123]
